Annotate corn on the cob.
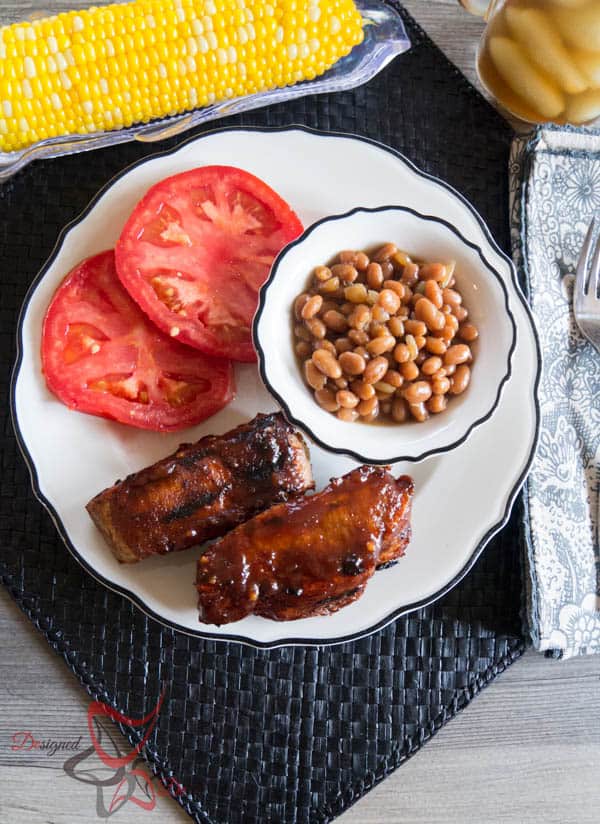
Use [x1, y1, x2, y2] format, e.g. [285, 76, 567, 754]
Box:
[0, 0, 364, 153]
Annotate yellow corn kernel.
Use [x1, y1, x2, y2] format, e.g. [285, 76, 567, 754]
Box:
[0, 0, 364, 153]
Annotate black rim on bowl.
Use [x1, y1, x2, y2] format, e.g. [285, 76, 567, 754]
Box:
[253, 204, 518, 466]
[10, 125, 541, 649]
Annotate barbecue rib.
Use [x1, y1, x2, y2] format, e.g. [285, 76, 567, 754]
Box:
[196, 466, 414, 624]
[86, 413, 314, 563]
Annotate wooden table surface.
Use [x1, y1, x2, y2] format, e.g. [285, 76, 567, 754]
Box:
[1, 1, 599, 823]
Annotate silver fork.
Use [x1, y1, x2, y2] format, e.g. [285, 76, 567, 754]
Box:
[575, 217, 600, 355]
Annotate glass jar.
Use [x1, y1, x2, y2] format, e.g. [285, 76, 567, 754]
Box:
[461, 0, 600, 125]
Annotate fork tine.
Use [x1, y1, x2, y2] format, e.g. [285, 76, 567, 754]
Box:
[575, 218, 596, 313]
[575, 217, 596, 296]
[590, 230, 600, 301]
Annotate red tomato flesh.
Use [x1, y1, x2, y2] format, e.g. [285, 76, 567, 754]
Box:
[41, 250, 234, 431]
[115, 166, 303, 362]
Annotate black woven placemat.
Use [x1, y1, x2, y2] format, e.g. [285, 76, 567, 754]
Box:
[0, 6, 525, 823]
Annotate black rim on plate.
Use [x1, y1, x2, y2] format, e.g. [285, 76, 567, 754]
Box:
[253, 204, 518, 465]
[9, 125, 542, 649]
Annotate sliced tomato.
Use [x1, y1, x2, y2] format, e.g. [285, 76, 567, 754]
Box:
[41, 250, 234, 432]
[114, 166, 303, 362]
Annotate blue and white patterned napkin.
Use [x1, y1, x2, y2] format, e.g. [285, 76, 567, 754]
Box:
[511, 126, 600, 658]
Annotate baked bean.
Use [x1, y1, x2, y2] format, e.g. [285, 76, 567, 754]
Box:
[334, 377, 348, 390]
[450, 364, 471, 395]
[313, 339, 336, 355]
[322, 309, 348, 333]
[439, 318, 458, 343]
[357, 396, 378, 417]
[393, 343, 410, 364]
[378, 289, 401, 315]
[391, 250, 412, 268]
[337, 407, 359, 422]
[351, 380, 376, 401]
[348, 328, 369, 346]
[425, 336, 447, 355]
[314, 265, 332, 282]
[402, 286, 413, 304]
[347, 305, 369, 330]
[405, 334, 418, 361]
[339, 350, 366, 376]
[335, 337, 353, 354]
[400, 361, 419, 381]
[314, 387, 339, 412]
[304, 359, 327, 390]
[442, 287, 462, 308]
[369, 322, 389, 339]
[424, 279, 443, 309]
[367, 335, 395, 356]
[432, 376, 450, 395]
[427, 394, 447, 414]
[384, 369, 403, 388]
[391, 397, 409, 422]
[372, 305, 390, 323]
[404, 319, 427, 337]
[295, 341, 312, 359]
[401, 262, 420, 286]
[305, 318, 326, 339]
[339, 250, 369, 271]
[331, 263, 358, 283]
[402, 381, 432, 404]
[419, 262, 447, 282]
[374, 380, 396, 395]
[294, 323, 311, 342]
[383, 280, 405, 299]
[415, 336, 427, 351]
[364, 356, 389, 384]
[320, 298, 339, 314]
[415, 298, 445, 331]
[373, 242, 398, 262]
[444, 344, 471, 366]
[336, 389, 359, 409]
[454, 305, 468, 322]
[353, 346, 369, 359]
[421, 356, 442, 375]
[415, 350, 427, 366]
[312, 349, 342, 378]
[294, 293, 310, 320]
[380, 400, 393, 416]
[388, 317, 405, 337]
[366, 262, 384, 289]
[380, 260, 395, 280]
[441, 304, 452, 315]
[409, 402, 429, 422]
[459, 323, 479, 342]
[339, 301, 355, 316]
[445, 363, 456, 376]
[319, 276, 341, 294]
[366, 289, 380, 306]
[345, 283, 368, 304]
[361, 408, 380, 423]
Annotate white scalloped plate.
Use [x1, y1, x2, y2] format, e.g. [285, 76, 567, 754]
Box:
[11, 127, 540, 648]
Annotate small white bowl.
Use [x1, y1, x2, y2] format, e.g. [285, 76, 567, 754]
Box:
[253, 206, 516, 464]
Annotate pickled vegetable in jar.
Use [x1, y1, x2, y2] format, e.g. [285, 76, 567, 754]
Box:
[464, 0, 600, 125]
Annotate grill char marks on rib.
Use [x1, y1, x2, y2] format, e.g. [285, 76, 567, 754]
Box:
[86, 413, 314, 563]
[196, 466, 414, 624]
